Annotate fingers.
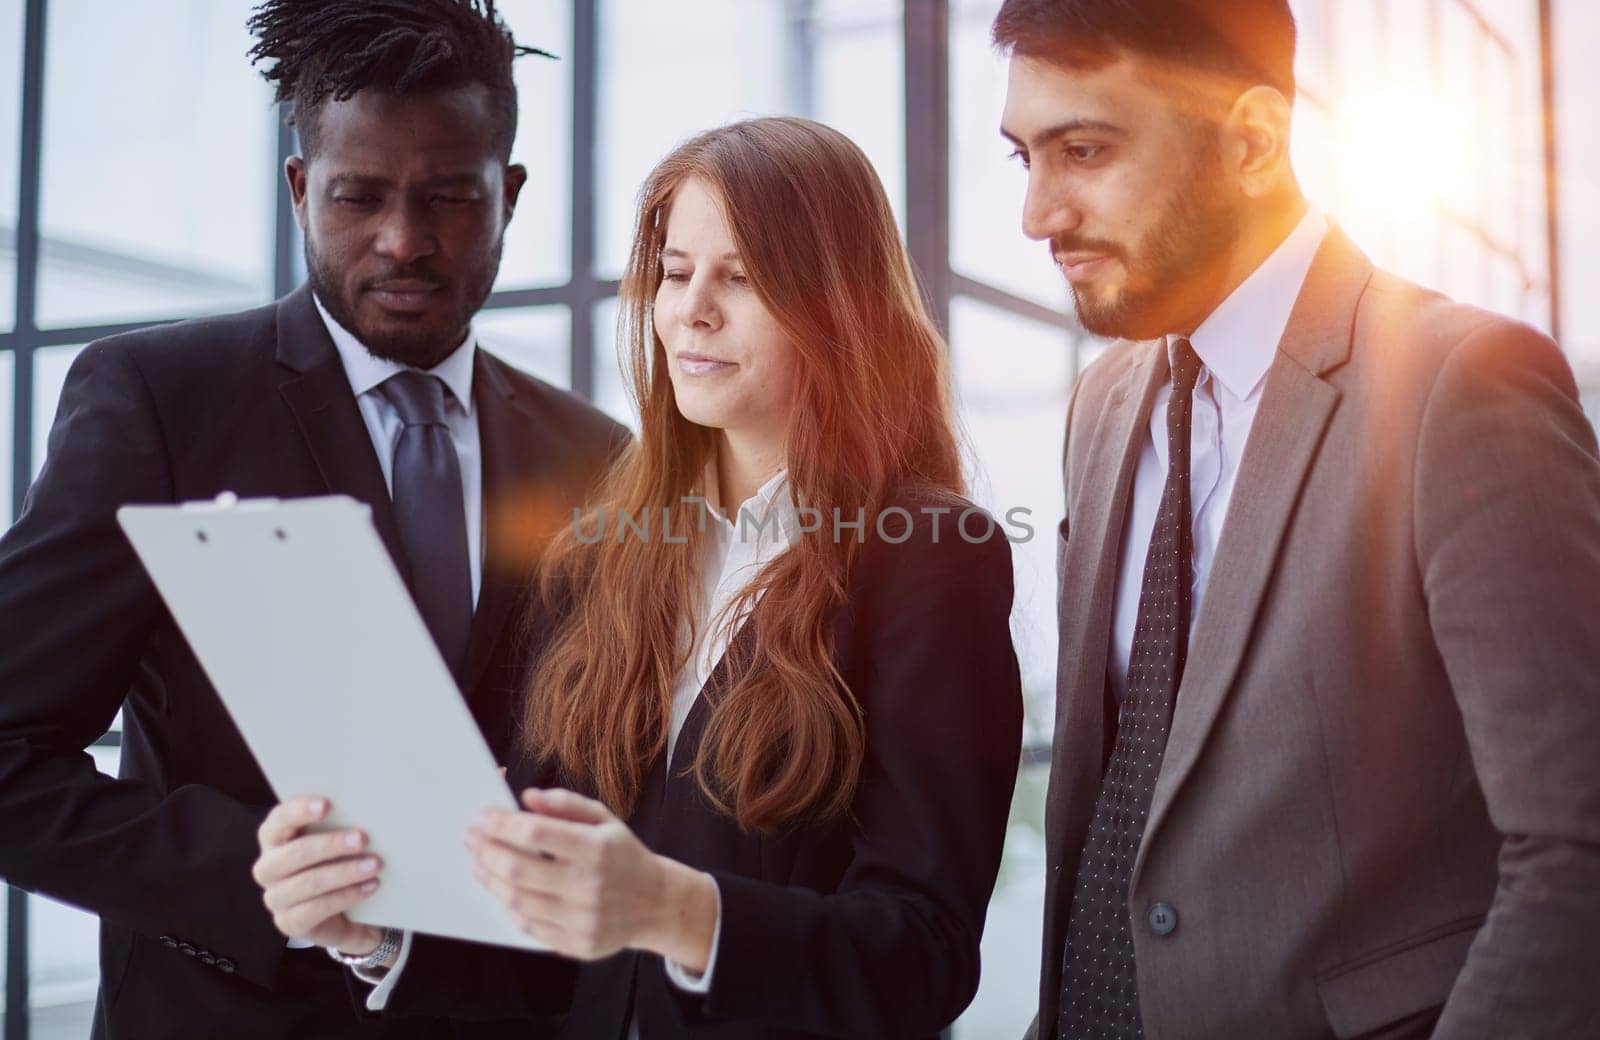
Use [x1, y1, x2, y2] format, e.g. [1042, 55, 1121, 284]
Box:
[519, 787, 612, 825]
[270, 877, 380, 941]
[257, 795, 328, 850]
[478, 808, 596, 863]
[262, 855, 383, 915]
[469, 828, 572, 894]
[253, 827, 368, 888]
[474, 866, 567, 944]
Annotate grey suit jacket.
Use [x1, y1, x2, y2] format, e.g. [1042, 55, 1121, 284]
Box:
[1033, 227, 1600, 1039]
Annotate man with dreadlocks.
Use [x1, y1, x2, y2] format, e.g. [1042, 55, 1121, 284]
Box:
[0, 2, 625, 1036]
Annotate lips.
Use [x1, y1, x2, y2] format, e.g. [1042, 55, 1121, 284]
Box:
[675, 352, 736, 376]
[366, 280, 444, 311]
[1056, 253, 1114, 282]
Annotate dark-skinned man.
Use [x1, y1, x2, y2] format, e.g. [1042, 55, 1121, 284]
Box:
[0, 2, 625, 1037]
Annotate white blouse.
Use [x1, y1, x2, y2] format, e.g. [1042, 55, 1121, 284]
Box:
[363, 464, 798, 1021]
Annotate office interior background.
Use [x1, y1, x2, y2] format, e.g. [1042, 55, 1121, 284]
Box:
[2, 0, 1596, 1036]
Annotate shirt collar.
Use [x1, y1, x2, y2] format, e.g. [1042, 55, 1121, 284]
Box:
[313, 293, 477, 416]
[700, 458, 799, 549]
[1165, 206, 1329, 402]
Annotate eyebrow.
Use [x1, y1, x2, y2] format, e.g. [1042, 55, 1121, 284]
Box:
[326, 173, 485, 190]
[1000, 118, 1128, 148]
[661, 248, 741, 262]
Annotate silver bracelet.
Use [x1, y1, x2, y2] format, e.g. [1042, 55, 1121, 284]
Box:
[326, 927, 401, 973]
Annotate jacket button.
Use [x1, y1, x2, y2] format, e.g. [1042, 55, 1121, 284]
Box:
[159, 935, 178, 949]
[1146, 902, 1179, 936]
[198, 951, 216, 966]
[216, 958, 236, 974]
[178, 942, 197, 957]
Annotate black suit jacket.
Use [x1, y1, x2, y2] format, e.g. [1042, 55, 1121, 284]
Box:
[0, 285, 627, 1039]
[373, 506, 1025, 1040]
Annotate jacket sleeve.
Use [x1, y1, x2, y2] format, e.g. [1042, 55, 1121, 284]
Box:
[1415, 320, 1600, 1037]
[373, 933, 578, 1024]
[678, 518, 1024, 1037]
[0, 340, 288, 987]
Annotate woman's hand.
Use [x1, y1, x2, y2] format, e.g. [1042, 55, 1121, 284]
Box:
[467, 788, 718, 972]
[252, 795, 386, 958]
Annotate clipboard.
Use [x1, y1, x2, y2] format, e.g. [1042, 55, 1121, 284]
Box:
[117, 493, 546, 952]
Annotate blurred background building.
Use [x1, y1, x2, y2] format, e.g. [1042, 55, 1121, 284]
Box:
[1, 1, 1595, 1036]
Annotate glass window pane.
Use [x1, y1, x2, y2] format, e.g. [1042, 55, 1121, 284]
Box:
[590, 295, 635, 430]
[32, 343, 82, 479]
[37, 1, 275, 329]
[1559, 1, 1600, 363]
[954, 760, 1048, 1038]
[950, 297, 1074, 739]
[1288, 0, 1334, 102]
[949, 0, 1068, 310]
[28, 892, 97, 1021]
[32, 749, 118, 1026]
[0, 0, 21, 333]
[595, 0, 904, 279]
[1303, 0, 1548, 326]
[475, 305, 572, 391]
[810, 0, 905, 226]
[494, 1, 574, 291]
[1, 350, 12, 524]
[31, 706, 111, 1032]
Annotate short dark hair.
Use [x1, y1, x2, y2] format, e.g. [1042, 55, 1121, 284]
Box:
[991, 0, 1298, 104]
[246, 0, 551, 161]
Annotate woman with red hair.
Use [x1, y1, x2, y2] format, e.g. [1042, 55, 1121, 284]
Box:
[254, 116, 1022, 1039]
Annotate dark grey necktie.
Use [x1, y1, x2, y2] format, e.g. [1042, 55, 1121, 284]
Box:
[380, 370, 472, 680]
[1058, 338, 1203, 1040]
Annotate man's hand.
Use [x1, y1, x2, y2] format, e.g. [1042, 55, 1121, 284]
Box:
[252, 795, 386, 957]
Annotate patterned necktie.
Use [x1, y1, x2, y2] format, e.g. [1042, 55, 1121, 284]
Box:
[1057, 338, 1203, 1039]
[380, 370, 473, 680]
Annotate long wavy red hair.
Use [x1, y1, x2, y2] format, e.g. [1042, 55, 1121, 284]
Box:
[521, 116, 963, 831]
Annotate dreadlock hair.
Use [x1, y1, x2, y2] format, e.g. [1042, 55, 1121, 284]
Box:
[247, 0, 550, 161]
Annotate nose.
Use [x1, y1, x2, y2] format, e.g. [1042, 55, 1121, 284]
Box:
[1021, 169, 1083, 243]
[675, 275, 722, 332]
[373, 200, 438, 266]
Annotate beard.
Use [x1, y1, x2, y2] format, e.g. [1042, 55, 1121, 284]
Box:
[1061, 143, 1244, 342]
[305, 235, 503, 369]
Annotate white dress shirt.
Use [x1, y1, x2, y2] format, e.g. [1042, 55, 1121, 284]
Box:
[361, 464, 798, 1023]
[1108, 208, 1328, 702]
[313, 294, 485, 607]
[287, 299, 488, 954]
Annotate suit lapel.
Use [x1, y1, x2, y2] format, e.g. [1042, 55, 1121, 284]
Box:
[460, 352, 567, 697]
[273, 286, 408, 574]
[1136, 227, 1375, 870]
[1046, 341, 1166, 876]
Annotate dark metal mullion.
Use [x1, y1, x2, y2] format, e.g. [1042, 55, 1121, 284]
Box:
[785, 0, 817, 117]
[906, 10, 960, 1038]
[273, 109, 301, 300]
[902, 0, 951, 337]
[568, 0, 599, 399]
[1537, 0, 1561, 344]
[950, 274, 1070, 332]
[11, 0, 46, 522]
[0, 317, 166, 354]
[7, 3, 47, 1036]
[485, 280, 618, 313]
[4, 888, 26, 1040]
